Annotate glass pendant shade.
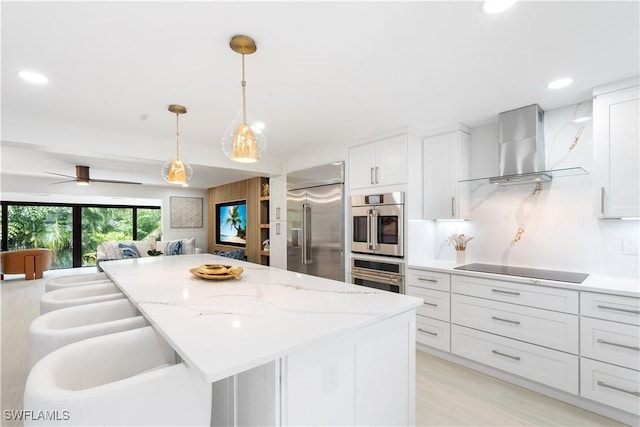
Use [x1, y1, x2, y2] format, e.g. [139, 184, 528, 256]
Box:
[162, 104, 192, 185]
[161, 159, 193, 185]
[221, 109, 267, 163]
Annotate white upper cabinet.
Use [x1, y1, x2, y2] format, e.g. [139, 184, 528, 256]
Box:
[348, 135, 407, 189]
[422, 128, 470, 220]
[269, 175, 287, 269]
[593, 78, 640, 218]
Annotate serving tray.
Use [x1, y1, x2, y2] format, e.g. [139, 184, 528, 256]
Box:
[190, 264, 243, 281]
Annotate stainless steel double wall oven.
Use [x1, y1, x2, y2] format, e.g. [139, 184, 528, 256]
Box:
[350, 192, 405, 293]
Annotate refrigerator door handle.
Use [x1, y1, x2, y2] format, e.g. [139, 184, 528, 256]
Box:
[303, 204, 312, 264]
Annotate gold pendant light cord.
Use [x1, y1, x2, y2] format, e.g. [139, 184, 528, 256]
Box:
[175, 112, 181, 160]
[241, 51, 247, 124]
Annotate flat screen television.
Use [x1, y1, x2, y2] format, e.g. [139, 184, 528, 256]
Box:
[215, 200, 247, 247]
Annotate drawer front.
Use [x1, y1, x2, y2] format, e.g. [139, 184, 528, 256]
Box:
[580, 358, 640, 415]
[409, 286, 450, 322]
[407, 269, 451, 292]
[580, 317, 640, 370]
[451, 275, 579, 314]
[451, 294, 579, 354]
[581, 292, 640, 325]
[416, 316, 450, 352]
[451, 325, 579, 394]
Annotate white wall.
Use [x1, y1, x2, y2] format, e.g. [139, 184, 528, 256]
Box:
[1, 175, 209, 250]
[411, 102, 639, 278]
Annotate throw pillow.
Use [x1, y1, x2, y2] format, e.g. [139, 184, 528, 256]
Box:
[181, 237, 196, 254]
[118, 242, 141, 259]
[215, 249, 245, 260]
[165, 240, 182, 256]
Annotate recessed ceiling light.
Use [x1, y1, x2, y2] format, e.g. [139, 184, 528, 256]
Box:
[574, 116, 592, 123]
[482, 0, 517, 14]
[18, 70, 48, 84]
[547, 78, 573, 89]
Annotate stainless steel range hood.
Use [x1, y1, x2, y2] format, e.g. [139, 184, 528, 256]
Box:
[490, 104, 551, 184]
[461, 104, 587, 185]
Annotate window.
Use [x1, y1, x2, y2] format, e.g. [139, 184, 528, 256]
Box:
[1, 202, 161, 269]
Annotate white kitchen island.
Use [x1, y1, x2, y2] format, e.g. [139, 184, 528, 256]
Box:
[101, 254, 422, 426]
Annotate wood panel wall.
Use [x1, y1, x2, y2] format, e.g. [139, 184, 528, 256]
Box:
[207, 176, 266, 264]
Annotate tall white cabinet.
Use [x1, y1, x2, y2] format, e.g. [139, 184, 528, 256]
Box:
[269, 175, 287, 269]
[422, 127, 470, 220]
[593, 78, 640, 218]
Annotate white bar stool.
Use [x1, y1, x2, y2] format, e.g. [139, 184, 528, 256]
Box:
[40, 282, 124, 314]
[29, 298, 149, 367]
[24, 326, 211, 426]
[45, 272, 111, 292]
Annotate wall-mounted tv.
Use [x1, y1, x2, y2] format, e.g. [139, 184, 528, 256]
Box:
[215, 200, 247, 247]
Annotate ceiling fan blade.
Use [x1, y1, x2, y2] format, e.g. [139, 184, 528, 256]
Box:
[90, 178, 142, 185]
[45, 171, 75, 179]
[49, 179, 76, 185]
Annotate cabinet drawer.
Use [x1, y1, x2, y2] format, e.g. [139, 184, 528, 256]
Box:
[416, 316, 450, 352]
[407, 269, 450, 292]
[451, 294, 579, 354]
[409, 286, 450, 322]
[451, 325, 578, 394]
[451, 275, 579, 314]
[580, 317, 640, 370]
[580, 358, 640, 415]
[581, 292, 640, 325]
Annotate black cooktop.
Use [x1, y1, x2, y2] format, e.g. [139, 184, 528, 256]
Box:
[454, 263, 589, 284]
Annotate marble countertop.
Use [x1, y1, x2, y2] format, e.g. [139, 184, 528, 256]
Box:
[101, 254, 422, 383]
[408, 260, 640, 298]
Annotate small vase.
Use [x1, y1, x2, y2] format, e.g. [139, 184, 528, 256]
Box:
[455, 250, 466, 265]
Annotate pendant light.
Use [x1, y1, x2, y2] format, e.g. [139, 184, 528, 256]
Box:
[221, 35, 267, 163]
[162, 104, 193, 185]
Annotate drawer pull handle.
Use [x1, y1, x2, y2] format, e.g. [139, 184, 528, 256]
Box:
[491, 349, 521, 361]
[597, 381, 640, 397]
[423, 302, 438, 307]
[596, 339, 640, 351]
[491, 316, 521, 325]
[418, 278, 439, 283]
[596, 305, 640, 315]
[418, 328, 438, 336]
[491, 289, 521, 296]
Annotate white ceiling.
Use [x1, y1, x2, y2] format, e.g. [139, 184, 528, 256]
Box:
[2, 1, 638, 190]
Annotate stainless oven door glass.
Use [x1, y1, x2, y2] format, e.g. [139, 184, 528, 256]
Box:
[351, 204, 403, 257]
[351, 268, 404, 294]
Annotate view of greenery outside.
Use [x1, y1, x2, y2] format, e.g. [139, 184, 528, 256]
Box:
[2, 203, 161, 269]
[136, 208, 162, 241]
[81, 207, 133, 266]
[6, 206, 73, 269]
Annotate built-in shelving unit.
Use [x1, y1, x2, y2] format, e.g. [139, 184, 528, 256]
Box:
[259, 180, 270, 266]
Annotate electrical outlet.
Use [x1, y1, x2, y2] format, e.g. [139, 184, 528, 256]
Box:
[622, 238, 639, 255]
[323, 361, 337, 393]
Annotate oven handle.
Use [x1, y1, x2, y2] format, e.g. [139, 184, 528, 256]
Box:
[367, 209, 373, 250]
[351, 269, 402, 285]
[371, 208, 379, 250]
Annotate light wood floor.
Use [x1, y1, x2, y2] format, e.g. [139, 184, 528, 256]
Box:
[1, 270, 626, 427]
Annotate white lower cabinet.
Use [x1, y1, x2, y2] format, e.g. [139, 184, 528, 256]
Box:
[579, 291, 640, 416]
[416, 316, 450, 352]
[451, 293, 579, 354]
[410, 267, 639, 422]
[451, 325, 579, 394]
[580, 358, 640, 414]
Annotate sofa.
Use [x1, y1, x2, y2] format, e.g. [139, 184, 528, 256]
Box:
[96, 238, 196, 271]
[1, 249, 52, 280]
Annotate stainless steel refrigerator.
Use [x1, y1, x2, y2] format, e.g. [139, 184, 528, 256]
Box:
[287, 162, 344, 282]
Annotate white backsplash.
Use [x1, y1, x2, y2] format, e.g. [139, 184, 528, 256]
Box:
[410, 102, 639, 278]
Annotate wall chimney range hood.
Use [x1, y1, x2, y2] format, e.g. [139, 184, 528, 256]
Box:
[461, 104, 587, 185]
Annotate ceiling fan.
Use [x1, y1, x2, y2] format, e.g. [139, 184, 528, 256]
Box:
[46, 165, 142, 185]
